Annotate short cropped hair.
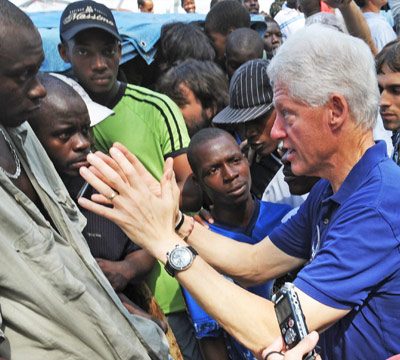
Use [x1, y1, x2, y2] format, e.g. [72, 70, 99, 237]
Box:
[226, 28, 264, 59]
[156, 59, 228, 114]
[376, 39, 400, 74]
[157, 22, 215, 72]
[210, 0, 241, 7]
[188, 127, 234, 175]
[268, 24, 379, 129]
[205, 0, 250, 35]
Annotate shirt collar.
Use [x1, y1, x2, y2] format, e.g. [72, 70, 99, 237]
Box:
[327, 141, 387, 205]
[8, 122, 29, 144]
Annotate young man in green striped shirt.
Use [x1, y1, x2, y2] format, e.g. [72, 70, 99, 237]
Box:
[58, 1, 202, 358]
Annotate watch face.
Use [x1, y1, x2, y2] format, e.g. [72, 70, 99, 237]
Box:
[170, 247, 193, 270]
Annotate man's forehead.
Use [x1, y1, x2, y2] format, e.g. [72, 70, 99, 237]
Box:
[71, 28, 118, 44]
[0, 31, 44, 72]
[377, 70, 400, 85]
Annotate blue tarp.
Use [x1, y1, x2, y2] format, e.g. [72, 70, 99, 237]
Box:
[29, 11, 266, 72]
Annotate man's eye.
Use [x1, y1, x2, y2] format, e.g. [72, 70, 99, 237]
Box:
[58, 133, 70, 141]
[77, 49, 88, 56]
[207, 167, 218, 176]
[104, 48, 117, 57]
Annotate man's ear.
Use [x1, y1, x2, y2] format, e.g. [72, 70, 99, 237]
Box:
[117, 42, 122, 61]
[191, 172, 199, 185]
[328, 93, 348, 132]
[58, 42, 70, 63]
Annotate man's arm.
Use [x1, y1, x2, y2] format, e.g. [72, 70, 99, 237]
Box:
[186, 221, 305, 286]
[78, 149, 352, 358]
[325, 0, 378, 54]
[96, 250, 155, 291]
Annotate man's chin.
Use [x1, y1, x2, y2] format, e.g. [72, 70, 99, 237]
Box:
[1, 117, 27, 128]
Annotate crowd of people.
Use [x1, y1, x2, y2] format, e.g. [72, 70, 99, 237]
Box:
[0, 0, 400, 359]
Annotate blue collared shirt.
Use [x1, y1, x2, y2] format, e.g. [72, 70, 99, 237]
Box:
[270, 141, 400, 359]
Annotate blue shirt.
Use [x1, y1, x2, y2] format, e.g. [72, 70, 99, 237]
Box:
[183, 199, 291, 359]
[270, 141, 400, 360]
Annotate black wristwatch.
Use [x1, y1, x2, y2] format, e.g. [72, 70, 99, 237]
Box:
[165, 245, 198, 277]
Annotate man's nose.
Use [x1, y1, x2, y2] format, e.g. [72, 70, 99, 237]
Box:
[270, 115, 286, 140]
[28, 76, 47, 101]
[92, 54, 107, 70]
[73, 133, 91, 152]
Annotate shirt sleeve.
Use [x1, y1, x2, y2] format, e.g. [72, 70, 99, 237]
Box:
[155, 94, 190, 158]
[269, 181, 326, 259]
[294, 205, 400, 310]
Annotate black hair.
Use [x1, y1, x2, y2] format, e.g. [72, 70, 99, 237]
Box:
[226, 28, 264, 59]
[354, 0, 367, 7]
[205, 0, 250, 35]
[210, 0, 241, 8]
[188, 127, 234, 175]
[156, 59, 228, 114]
[376, 39, 400, 74]
[157, 22, 215, 72]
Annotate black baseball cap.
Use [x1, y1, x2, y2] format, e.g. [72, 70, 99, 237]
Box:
[60, 0, 121, 42]
[212, 59, 274, 124]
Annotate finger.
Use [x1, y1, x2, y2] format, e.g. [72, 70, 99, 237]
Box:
[95, 151, 129, 183]
[113, 143, 162, 197]
[285, 332, 319, 360]
[85, 153, 128, 197]
[79, 166, 119, 202]
[199, 208, 214, 224]
[114, 142, 159, 182]
[193, 214, 209, 228]
[78, 195, 121, 226]
[109, 146, 150, 191]
[91, 193, 113, 205]
[262, 336, 285, 360]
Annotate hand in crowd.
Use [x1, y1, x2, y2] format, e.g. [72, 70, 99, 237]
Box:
[262, 331, 321, 360]
[193, 207, 214, 228]
[78, 144, 180, 258]
[117, 293, 168, 333]
[96, 258, 131, 292]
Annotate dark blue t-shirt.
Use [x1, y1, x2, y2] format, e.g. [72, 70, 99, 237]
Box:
[270, 141, 400, 359]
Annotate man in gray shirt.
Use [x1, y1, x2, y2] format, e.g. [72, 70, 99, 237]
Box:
[0, 1, 167, 359]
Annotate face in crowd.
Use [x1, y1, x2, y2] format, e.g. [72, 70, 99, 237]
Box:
[58, 29, 121, 103]
[244, 109, 280, 158]
[0, 27, 46, 127]
[264, 22, 283, 59]
[29, 87, 92, 177]
[378, 63, 400, 132]
[193, 134, 251, 207]
[178, 83, 215, 137]
[271, 83, 333, 178]
[139, 0, 154, 13]
[182, 0, 196, 13]
[243, 0, 260, 14]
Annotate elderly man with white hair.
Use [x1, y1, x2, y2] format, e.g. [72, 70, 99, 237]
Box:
[79, 24, 400, 360]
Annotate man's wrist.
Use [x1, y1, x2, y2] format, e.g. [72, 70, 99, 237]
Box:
[176, 214, 195, 240]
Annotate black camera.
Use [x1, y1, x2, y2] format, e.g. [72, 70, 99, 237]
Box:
[272, 282, 316, 360]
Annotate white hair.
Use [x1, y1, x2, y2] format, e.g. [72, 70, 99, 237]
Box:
[267, 24, 379, 129]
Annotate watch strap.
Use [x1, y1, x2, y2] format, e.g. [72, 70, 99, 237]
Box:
[165, 245, 198, 277]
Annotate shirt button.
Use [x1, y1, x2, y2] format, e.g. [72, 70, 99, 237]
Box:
[323, 218, 329, 225]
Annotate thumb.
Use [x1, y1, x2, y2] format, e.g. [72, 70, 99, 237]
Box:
[285, 331, 319, 359]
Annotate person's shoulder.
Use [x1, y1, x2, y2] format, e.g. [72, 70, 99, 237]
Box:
[125, 83, 178, 107]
